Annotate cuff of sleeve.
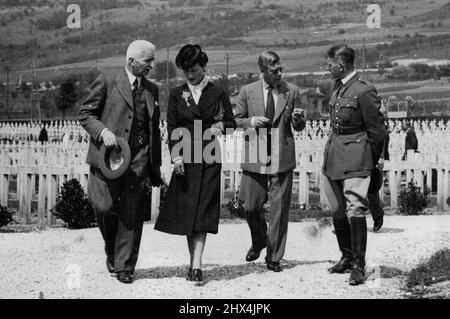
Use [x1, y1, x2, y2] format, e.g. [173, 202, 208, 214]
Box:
[172, 156, 183, 164]
[250, 117, 256, 128]
[99, 128, 109, 142]
[212, 122, 225, 132]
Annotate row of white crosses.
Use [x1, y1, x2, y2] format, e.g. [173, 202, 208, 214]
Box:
[0, 120, 90, 143]
[0, 118, 448, 148]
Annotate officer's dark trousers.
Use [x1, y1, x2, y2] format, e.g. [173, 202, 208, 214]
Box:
[368, 191, 384, 221]
[88, 168, 146, 273]
[239, 170, 293, 263]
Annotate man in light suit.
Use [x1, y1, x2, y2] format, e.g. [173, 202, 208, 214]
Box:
[79, 40, 162, 284]
[235, 51, 306, 272]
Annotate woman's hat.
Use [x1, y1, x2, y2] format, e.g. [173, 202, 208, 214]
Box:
[175, 44, 208, 70]
[98, 137, 131, 180]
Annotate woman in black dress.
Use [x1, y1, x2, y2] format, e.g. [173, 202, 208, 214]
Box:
[155, 45, 236, 282]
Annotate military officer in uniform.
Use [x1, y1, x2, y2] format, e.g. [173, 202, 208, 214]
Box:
[322, 44, 385, 285]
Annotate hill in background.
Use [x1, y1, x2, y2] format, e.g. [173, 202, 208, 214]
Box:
[1, 0, 450, 121]
[0, 0, 450, 77]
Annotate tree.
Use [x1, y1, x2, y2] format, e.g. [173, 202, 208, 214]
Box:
[56, 76, 79, 120]
[154, 61, 177, 81]
[213, 74, 232, 95]
[438, 64, 450, 78]
[87, 68, 101, 84]
[20, 82, 31, 99]
[405, 96, 416, 108]
[390, 6, 395, 16]
[409, 63, 438, 80]
[254, 0, 263, 8]
[387, 66, 415, 80]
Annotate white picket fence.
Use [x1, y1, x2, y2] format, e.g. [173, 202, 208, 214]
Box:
[1, 125, 449, 225]
[0, 141, 89, 224]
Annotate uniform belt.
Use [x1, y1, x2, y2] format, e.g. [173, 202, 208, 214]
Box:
[332, 126, 365, 135]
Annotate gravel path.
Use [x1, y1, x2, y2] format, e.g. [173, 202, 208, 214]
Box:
[1, 215, 450, 299]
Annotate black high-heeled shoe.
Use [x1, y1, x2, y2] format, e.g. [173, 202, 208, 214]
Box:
[186, 268, 193, 281]
[191, 269, 203, 282]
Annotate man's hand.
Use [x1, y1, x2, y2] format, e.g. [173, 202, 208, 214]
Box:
[173, 158, 185, 176]
[252, 116, 271, 128]
[209, 127, 223, 136]
[101, 129, 117, 147]
[292, 108, 305, 121]
[210, 122, 224, 136]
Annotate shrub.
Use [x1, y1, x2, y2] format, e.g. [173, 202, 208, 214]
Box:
[224, 190, 245, 219]
[52, 179, 97, 229]
[0, 205, 14, 228]
[399, 181, 430, 215]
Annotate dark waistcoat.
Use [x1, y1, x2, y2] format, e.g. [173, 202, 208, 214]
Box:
[130, 86, 150, 154]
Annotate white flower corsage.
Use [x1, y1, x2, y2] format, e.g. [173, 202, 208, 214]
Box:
[182, 91, 192, 106]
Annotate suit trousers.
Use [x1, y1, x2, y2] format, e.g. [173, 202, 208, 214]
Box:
[368, 190, 384, 221]
[325, 176, 371, 219]
[239, 170, 293, 263]
[88, 168, 146, 273]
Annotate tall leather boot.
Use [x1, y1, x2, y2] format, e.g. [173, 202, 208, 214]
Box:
[328, 217, 352, 274]
[349, 216, 367, 285]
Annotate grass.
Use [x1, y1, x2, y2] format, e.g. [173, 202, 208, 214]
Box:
[406, 248, 450, 289]
[0, 216, 51, 233]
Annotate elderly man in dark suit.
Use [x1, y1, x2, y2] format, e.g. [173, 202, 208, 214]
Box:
[323, 44, 385, 285]
[235, 51, 306, 272]
[79, 40, 162, 284]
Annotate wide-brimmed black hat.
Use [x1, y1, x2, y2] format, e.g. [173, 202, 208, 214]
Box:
[175, 44, 208, 70]
[98, 137, 131, 180]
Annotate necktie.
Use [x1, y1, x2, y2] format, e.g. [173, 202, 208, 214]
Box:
[265, 86, 275, 126]
[264, 85, 275, 160]
[132, 78, 141, 93]
[333, 80, 343, 95]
